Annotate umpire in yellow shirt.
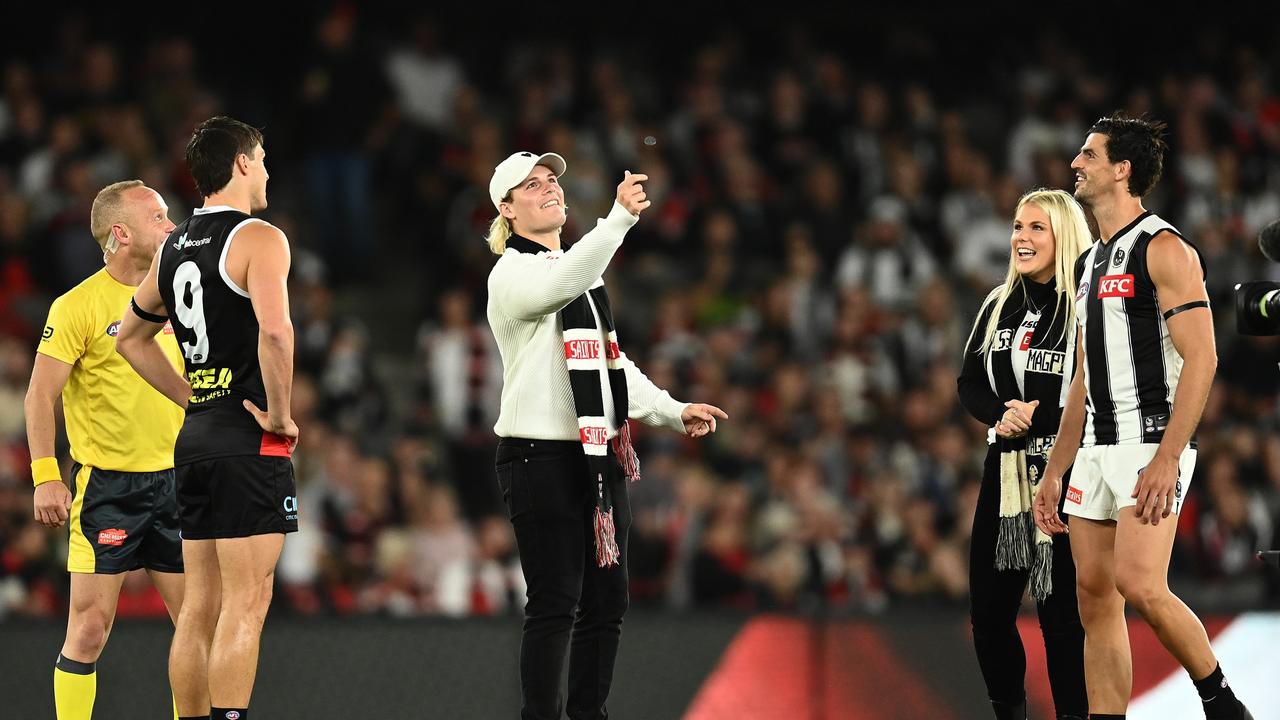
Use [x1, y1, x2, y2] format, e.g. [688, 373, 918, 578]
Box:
[25, 180, 189, 720]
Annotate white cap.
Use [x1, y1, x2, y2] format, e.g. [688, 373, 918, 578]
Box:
[489, 151, 567, 210]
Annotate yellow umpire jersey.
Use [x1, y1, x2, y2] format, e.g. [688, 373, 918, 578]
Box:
[38, 267, 184, 472]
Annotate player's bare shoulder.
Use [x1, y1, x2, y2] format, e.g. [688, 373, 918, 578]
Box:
[228, 219, 290, 279]
[239, 219, 290, 253]
[1147, 229, 1204, 289]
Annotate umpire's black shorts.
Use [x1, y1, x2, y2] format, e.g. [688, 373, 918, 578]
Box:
[67, 463, 183, 574]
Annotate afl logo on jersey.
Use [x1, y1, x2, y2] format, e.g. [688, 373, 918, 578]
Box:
[1076, 281, 1090, 301]
[1112, 247, 1126, 267]
[106, 321, 121, 337]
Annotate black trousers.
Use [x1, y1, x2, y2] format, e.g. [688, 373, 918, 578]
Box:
[496, 438, 632, 720]
[969, 444, 1088, 718]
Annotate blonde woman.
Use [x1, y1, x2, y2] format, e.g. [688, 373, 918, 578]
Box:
[956, 188, 1091, 720]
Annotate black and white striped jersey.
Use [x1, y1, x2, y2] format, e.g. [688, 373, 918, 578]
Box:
[1073, 212, 1206, 447]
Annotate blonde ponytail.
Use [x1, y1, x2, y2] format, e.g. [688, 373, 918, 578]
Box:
[487, 214, 513, 255]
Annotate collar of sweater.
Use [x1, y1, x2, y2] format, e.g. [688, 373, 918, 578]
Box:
[507, 234, 557, 255]
[1022, 276, 1056, 311]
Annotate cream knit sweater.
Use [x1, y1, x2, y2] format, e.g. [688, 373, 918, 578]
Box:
[486, 201, 688, 441]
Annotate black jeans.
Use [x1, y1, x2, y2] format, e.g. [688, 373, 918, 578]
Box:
[496, 438, 632, 720]
[969, 445, 1088, 718]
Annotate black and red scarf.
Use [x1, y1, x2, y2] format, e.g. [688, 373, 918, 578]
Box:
[507, 235, 641, 567]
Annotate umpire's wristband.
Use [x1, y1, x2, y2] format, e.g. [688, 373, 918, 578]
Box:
[31, 456, 61, 487]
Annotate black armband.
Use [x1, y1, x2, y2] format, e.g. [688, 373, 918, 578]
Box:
[130, 298, 169, 324]
[1161, 300, 1209, 320]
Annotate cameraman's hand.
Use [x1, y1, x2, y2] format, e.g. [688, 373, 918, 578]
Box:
[617, 171, 651, 216]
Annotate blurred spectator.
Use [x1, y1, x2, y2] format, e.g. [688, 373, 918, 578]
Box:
[835, 196, 936, 311]
[416, 289, 502, 519]
[437, 515, 525, 617]
[409, 484, 476, 613]
[384, 16, 463, 135]
[297, 5, 393, 283]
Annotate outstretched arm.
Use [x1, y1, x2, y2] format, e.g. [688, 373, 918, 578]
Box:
[490, 173, 650, 320]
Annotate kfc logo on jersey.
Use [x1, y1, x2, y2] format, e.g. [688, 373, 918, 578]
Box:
[1097, 274, 1135, 298]
[97, 528, 128, 546]
[1066, 486, 1084, 505]
[105, 321, 121, 337]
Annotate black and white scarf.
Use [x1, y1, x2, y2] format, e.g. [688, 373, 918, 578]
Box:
[980, 279, 1074, 600]
[508, 235, 640, 568]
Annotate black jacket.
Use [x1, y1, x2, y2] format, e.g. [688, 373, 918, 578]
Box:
[957, 278, 1075, 446]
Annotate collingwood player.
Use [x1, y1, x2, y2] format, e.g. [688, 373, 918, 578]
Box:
[1034, 115, 1252, 720]
[117, 116, 298, 720]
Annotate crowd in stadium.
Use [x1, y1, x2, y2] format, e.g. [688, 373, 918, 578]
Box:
[2, 10, 1279, 619]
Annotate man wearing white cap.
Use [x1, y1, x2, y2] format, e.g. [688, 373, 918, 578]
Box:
[485, 151, 726, 719]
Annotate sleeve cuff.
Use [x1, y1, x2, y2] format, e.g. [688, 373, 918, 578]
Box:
[604, 201, 640, 230]
[35, 346, 77, 366]
[661, 397, 689, 433]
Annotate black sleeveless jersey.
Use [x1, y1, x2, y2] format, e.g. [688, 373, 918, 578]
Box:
[157, 206, 291, 463]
